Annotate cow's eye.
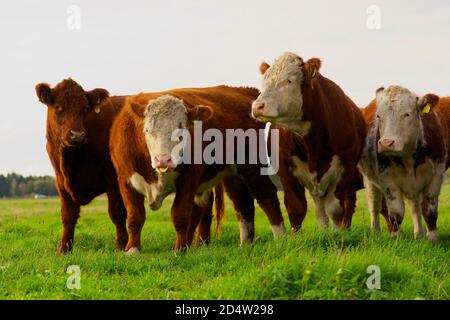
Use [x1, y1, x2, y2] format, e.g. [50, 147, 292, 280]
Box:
[376, 115, 380, 119]
[403, 113, 410, 118]
[55, 105, 62, 112]
[284, 79, 292, 85]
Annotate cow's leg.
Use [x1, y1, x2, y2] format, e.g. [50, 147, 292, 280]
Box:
[171, 179, 199, 253]
[223, 176, 255, 245]
[238, 169, 286, 238]
[106, 186, 128, 250]
[421, 172, 443, 242]
[324, 190, 343, 229]
[278, 165, 307, 231]
[119, 181, 146, 255]
[340, 189, 356, 229]
[195, 191, 214, 246]
[313, 196, 329, 229]
[364, 178, 382, 232]
[383, 187, 404, 236]
[410, 199, 425, 239]
[422, 194, 439, 242]
[380, 197, 394, 232]
[58, 192, 81, 254]
[187, 202, 203, 246]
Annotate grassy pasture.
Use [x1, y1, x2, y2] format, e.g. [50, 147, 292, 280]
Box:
[0, 186, 449, 300]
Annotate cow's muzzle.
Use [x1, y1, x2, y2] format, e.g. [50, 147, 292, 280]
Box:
[154, 154, 175, 173]
[378, 139, 396, 153]
[65, 130, 87, 146]
[251, 101, 266, 118]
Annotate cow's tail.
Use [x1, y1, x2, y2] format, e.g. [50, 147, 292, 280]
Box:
[214, 183, 225, 236]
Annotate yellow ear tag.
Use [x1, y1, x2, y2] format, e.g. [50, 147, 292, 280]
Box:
[311, 68, 317, 78]
[422, 103, 431, 114]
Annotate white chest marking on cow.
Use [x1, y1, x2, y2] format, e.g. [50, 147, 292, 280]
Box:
[128, 171, 179, 211]
[291, 155, 344, 226]
[290, 155, 343, 198]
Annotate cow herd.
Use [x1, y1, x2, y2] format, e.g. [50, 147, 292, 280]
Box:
[35, 51, 450, 255]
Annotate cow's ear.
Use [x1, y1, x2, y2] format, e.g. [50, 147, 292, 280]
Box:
[259, 62, 270, 75]
[187, 105, 213, 122]
[86, 88, 109, 110]
[303, 58, 321, 83]
[375, 87, 385, 101]
[418, 93, 439, 114]
[129, 101, 146, 118]
[35, 83, 53, 105]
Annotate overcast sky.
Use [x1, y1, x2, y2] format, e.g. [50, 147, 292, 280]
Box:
[1, 0, 449, 175]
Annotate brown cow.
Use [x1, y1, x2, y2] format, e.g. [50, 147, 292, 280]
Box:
[110, 86, 292, 254]
[252, 52, 366, 229]
[359, 86, 449, 241]
[35, 78, 129, 253]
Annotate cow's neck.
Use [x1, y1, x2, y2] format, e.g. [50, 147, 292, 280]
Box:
[297, 82, 331, 169]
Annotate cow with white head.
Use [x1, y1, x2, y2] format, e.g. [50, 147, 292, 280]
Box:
[359, 85, 446, 241]
[142, 95, 212, 173]
[251, 51, 366, 230]
[252, 52, 321, 134]
[111, 88, 288, 254]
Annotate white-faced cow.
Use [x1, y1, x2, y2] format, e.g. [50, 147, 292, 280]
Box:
[359, 86, 448, 241]
[252, 52, 366, 229]
[110, 86, 292, 254]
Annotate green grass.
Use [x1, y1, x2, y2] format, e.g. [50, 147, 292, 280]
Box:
[0, 185, 449, 300]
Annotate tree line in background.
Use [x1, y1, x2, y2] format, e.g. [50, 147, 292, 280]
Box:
[0, 173, 58, 198]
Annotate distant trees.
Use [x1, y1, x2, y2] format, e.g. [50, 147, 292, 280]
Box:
[0, 173, 58, 198]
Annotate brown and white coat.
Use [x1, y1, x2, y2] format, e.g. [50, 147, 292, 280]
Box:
[359, 86, 448, 240]
[252, 52, 366, 229]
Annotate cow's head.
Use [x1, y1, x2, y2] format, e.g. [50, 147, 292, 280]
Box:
[35, 78, 109, 147]
[375, 86, 439, 156]
[142, 95, 213, 173]
[252, 52, 321, 128]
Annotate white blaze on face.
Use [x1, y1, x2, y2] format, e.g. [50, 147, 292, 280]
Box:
[252, 52, 305, 123]
[143, 95, 188, 170]
[375, 86, 423, 156]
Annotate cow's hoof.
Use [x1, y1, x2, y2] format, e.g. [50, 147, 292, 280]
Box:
[414, 232, 425, 240]
[371, 227, 381, 234]
[272, 223, 286, 238]
[390, 230, 400, 238]
[125, 247, 140, 256]
[56, 242, 72, 255]
[427, 230, 439, 242]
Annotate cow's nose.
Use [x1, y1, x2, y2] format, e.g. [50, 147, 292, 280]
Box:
[155, 154, 173, 167]
[378, 139, 395, 151]
[70, 130, 86, 143]
[252, 101, 266, 116]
